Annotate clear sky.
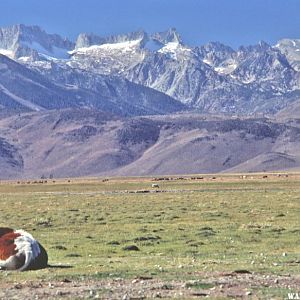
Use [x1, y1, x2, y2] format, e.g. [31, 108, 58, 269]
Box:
[1, 0, 299, 48]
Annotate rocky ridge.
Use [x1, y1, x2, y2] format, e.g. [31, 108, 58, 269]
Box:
[0, 24, 299, 115]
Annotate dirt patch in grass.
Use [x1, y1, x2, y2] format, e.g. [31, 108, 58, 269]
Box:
[0, 272, 299, 299]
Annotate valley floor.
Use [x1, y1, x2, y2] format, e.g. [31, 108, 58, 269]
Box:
[0, 173, 299, 299]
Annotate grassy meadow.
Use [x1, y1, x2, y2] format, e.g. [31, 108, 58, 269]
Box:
[0, 174, 299, 298]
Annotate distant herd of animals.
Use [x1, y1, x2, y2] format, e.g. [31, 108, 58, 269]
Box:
[0, 228, 48, 271]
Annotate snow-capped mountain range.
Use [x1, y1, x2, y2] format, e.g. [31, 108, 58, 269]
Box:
[1, 25, 300, 178]
[0, 24, 299, 115]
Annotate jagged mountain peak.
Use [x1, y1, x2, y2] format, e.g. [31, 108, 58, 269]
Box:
[106, 30, 148, 44]
[1, 24, 299, 116]
[238, 40, 271, 54]
[275, 38, 300, 71]
[75, 33, 106, 49]
[0, 24, 73, 47]
[258, 40, 271, 48]
[277, 38, 300, 46]
[75, 28, 182, 51]
[202, 41, 234, 52]
[196, 41, 235, 69]
[0, 24, 74, 60]
[75, 30, 148, 49]
[10, 24, 48, 36]
[0, 23, 39, 37]
[151, 28, 182, 45]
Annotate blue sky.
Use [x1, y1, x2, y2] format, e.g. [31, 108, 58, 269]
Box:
[1, 0, 299, 48]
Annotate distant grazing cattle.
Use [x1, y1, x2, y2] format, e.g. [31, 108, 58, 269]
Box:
[0, 228, 48, 271]
[151, 184, 159, 188]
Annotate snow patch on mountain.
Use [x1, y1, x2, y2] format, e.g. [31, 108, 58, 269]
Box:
[158, 42, 191, 60]
[202, 58, 213, 66]
[214, 60, 238, 74]
[68, 38, 146, 75]
[70, 39, 142, 55]
[0, 49, 14, 58]
[21, 41, 69, 59]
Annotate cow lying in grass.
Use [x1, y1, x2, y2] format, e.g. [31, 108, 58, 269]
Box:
[0, 227, 48, 271]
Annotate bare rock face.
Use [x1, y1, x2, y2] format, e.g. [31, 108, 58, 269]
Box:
[151, 28, 182, 44]
[0, 24, 74, 60]
[126, 39, 300, 114]
[275, 38, 300, 71]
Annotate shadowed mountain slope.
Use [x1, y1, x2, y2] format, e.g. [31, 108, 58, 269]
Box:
[0, 54, 185, 116]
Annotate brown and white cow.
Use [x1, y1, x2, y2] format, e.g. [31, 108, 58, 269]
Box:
[0, 227, 48, 271]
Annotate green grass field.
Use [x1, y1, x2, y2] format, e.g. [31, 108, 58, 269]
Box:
[0, 174, 299, 299]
